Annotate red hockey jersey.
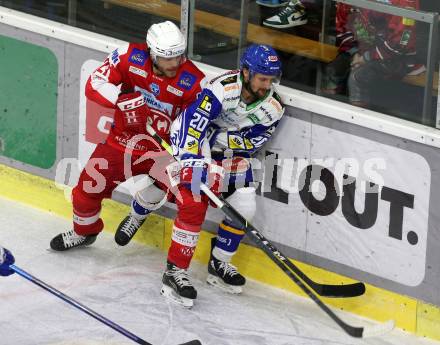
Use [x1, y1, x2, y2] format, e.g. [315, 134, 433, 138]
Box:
[85, 42, 205, 154]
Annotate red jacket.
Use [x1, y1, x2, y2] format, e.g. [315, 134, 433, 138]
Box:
[85, 42, 205, 154]
[336, 0, 419, 61]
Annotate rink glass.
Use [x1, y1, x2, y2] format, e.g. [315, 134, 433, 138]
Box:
[2, 0, 438, 127]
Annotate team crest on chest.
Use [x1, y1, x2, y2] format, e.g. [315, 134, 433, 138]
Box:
[150, 83, 160, 96]
[148, 109, 172, 136]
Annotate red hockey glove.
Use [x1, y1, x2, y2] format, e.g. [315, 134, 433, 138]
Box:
[115, 91, 149, 132]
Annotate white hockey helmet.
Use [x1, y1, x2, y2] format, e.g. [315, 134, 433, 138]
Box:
[146, 21, 186, 60]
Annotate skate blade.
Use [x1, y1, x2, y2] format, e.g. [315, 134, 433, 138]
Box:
[206, 274, 243, 294]
[160, 284, 194, 309]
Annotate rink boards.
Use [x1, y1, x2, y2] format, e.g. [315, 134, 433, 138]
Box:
[1, 5, 440, 341]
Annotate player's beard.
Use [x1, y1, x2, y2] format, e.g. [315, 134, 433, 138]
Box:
[164, 68, 178, 78]
[254, 87, 268, 99]
[246, 82, 268, 100]
[153, 62, 178, 78]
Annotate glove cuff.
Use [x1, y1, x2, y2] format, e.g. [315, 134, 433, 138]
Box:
[116, 92, 146, 111]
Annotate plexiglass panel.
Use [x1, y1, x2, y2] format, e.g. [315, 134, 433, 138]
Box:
[0, 0, 438, 127]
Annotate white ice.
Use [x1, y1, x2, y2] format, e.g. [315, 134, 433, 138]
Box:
[0, 196, 437, 345]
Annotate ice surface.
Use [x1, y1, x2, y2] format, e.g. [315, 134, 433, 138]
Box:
[0, 196, 438, 345]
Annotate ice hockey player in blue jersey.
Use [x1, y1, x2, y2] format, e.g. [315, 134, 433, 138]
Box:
[117, 44, 284, 307]
[161, 44, 285, 306]
[0, 246, 15, 276]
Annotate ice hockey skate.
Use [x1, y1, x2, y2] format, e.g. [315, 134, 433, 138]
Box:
[161, 262, 197, 308]
[207, 238, 246, 294]
[114, 215, 145, 246]
[50, 229, 97, 251]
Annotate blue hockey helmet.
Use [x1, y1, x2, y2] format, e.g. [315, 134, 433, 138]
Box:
[239, 44, 282, 79]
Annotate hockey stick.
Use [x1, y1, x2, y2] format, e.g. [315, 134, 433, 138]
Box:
[193, 189, 394, 338]
[10, 265, 201, 345]
[146, 126, 364, 298]
[146, 125, 395, 338]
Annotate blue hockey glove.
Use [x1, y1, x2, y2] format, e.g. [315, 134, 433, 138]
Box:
[0, 247, 15, 276]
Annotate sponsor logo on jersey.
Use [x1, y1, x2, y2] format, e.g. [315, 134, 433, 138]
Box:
[198, 95, 212, 112]
[150, 83, 160, 96]
[185, 138, 199, 154]
[135, 86, 173, 115]
[129, 48, 147, 66]
[220, 75, 238, 86]
[110, 49, 120, 66]
[249, 135, 267, 147]
[247, 113, 260, 125]
[225, 84, 239, 92]
[167, 85, 184, 97]
[224, 96, 240, 102]
[260, 106, 273, 121]
[209, 70, 239, 85]
[269, 97, 283, 112]
[178, 71, 196, 90]
[228, 134, 245, 149]
[113, 135, 148, 151]
[188, 127, 201, 139]
[129, 65, 147, 78]
[244, 138, 254, 150]
[152, 74, 164, 82]
[217, 111, 240, 127]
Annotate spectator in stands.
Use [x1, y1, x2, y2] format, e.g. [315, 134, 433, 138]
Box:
[322, 0, 423, 107]
[257, 0, 308, 28]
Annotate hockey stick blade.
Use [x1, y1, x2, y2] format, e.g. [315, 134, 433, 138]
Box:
[145, 125, 365, 299]
[221, 203, 365, 298]
[178, 341, 202, 345]
[361, 319, 395, 338]
[304, 275, 365, 298]
[342, 319, 395, 338]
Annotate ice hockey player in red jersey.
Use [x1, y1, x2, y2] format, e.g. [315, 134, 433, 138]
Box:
[323, 0, 421, 105]
[50, 21, 205, 251]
